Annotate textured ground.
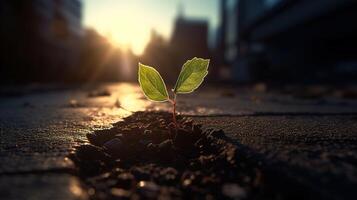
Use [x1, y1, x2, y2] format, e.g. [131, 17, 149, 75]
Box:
[1, 83, 357, 199]
[194, 115, 357, 199]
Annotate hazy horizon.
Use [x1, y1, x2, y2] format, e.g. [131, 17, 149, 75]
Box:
[84, 0, 219, 55]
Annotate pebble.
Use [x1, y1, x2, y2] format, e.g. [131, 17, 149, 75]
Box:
[116, 173, 135, 189]
[111, 188, 131, 199]
[159, 167, 178, 183]
[103, 138, 123, 155]
[209, 129, 225, 138]
[174, 128, 197, 152]
[158, 139, 173, 151]
[137, 181, 160, 198]
[143, 129, 152, 134]
[75, 144, 111, 163]
[222, 184, 246, 199]
[131, 167, 151, 181]
[86, 129, 115, 146]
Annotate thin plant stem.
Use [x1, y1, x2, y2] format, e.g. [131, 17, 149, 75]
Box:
[167, 94, 178, 144]
[169, 93, 178, 128]
[172, 93, 177, 128]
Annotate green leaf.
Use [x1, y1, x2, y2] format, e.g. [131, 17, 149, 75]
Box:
[173, 57, 210, 94]
[138, 63, 169, 102]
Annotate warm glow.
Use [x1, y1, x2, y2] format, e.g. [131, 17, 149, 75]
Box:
[99, 16, 153, 55]
[69, 178, 86, 198]
[84, 0, 219, 55]
[84, 0, 174, 55]
[106, 23, 151, 55]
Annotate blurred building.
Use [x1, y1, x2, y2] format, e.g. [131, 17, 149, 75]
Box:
[79, 28, 136, 82]
[219, 0, 357, 82]
[171, 16, 210, 60]
[0, 0, 83, 83]
[141, 12, 210, 83]
[141, 30, 173, 82]
[170, 15, 210, 81]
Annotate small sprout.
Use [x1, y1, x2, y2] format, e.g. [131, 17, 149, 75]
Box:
[138, 57, 210, 127]
[138, 63, 169, 102]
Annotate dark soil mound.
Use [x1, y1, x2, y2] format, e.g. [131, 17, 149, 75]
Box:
[69, 112, 286, 199]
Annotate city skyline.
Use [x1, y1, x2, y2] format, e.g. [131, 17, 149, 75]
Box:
[83, 0, 219, 55]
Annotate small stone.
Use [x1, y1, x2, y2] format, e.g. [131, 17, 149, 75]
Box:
[253, 83, 267, 93]
[111, 167, 125, 175]
[168, 122, 176, 131]
[201, 175, 219, 186]
[144, 129, 152, 135]
[116, 173, 135, 189]
[198, 155, 215, 167]
[99, 172, 111, 179]
[182, 179, 191, 187]
[111, 188, 131, 199]
[189, 160, 200, 169]
[75, 144, 111, 163]
[115, 99, 121, 108]
[131, 167, 151, 181]
[159, 186, 182, 199]
[87, 188, 95, 196]
[192, 124, 202, 134]
[87, 129, 116, 146]
[209, 129, 225, 138]
[148, 121, 160, 130]
[174, 128, 198, 155]
[225, 146, 238, 165]
[157, 139, 175, 161]
[88, 89, 111, 97]
[159, 167, 178, 183]
[221, 91, 235, 97]
[147, 143, 158, 150]
[181, 171, 198, 186]
[103, 138, 123, 155]
[68, 99, 79, 107]
[86, 133, 96, 144]
[139, 139, 151, 146]
[222, 184, 246, 199]
[182, 119, 193, 127]
[137, 181, 160, 198]
[158, 139, 173, 151]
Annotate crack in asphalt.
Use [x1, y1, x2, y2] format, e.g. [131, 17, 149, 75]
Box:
[0, 167, 76, 177]
[185, 112, 357, 117]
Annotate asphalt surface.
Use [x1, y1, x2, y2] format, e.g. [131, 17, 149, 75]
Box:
[194, 115, 357, 199]
[1, 83, 357, 199]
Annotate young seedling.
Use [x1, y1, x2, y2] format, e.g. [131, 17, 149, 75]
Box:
[138, 57, 210, 128]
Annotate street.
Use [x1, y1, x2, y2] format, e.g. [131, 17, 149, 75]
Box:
[1, 83, 357, 199]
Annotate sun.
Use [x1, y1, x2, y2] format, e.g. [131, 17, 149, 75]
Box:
[84, 1, 156, 56]
[107, 24, 151, 55]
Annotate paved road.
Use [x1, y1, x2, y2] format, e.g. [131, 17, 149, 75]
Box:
[194, 115, 357, 199]
[1, 83, 357, 199]
[0, 84, 143, 199]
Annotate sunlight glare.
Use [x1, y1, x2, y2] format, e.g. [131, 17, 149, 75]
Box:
[84, 0, 171, 55]
[106, 21, 151, 55]
[84, 0, 218, 56]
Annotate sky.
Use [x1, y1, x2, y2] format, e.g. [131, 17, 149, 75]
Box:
[83, 0, 219, 55]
